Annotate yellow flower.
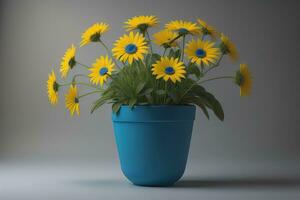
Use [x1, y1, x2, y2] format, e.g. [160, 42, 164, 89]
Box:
[235, 64, 252, 96]
[165, 20, 200, 35]
[197, 19, 219, 39]
[152, 57, 186, 83]
[112, 31, 148, 64]
[124, 15, 158, 31]
[60, 44, 76, 79]
[80, 22, 110, 47]
[153, 29, 178, 47]
[185, 39, 221, 66]
[47, 70, 59, 105]
[65, 85, 80, 116]
[220, 33, 238, 61]
[89, 55, 115, 87]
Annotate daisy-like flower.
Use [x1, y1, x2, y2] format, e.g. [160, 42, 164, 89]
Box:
[60, 44, 76, 79]
[185, 39, 221, 66]
[47, 70, 59, 105]
[235, 64, 252, 96]
[152, 57, 186, 83]
[153, 29, 178, 48]
[112, 31, 148, 64]
[89, 55, 115, 87]
[65, 85, 80, 116]
[220, 33, 238, 61]
[197, 19, 219, 39]
[80, 22, 110, 47]
[165, 20, 200, 36]
[124, 15, 158, 32]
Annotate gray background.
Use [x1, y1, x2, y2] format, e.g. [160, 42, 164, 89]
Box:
[0, 0, 300, 199]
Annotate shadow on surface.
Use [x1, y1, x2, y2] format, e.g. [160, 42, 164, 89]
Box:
[69, 179, 128, 187]
[175, 177, 300, 189]
[68, 177, 300, 189]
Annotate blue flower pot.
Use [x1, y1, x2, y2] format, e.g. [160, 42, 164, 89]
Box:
[112, 105, 196, 186]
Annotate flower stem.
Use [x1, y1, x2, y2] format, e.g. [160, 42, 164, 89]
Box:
[163, 48, 167, 56]
[180, 75, 234, 101]
[181, 35, 186, 61]
[99, 40, 121, 69]
[198, 76, 234, 84]
[145, 30, 153, 54]
[164, 81, 168, 104]
[59, 82, 102, 90]
[76, 61, 90, 69]
[168, 35, 182, 46]
[78, 90, 101, 99]
[72, 74, 89, 80]
[203, 54, 224, 75]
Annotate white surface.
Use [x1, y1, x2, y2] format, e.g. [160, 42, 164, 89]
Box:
[0, 160, 299, 200]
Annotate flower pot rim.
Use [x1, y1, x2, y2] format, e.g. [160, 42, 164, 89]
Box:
[119, 104, 195, 108]
[112, 104, 196, 122]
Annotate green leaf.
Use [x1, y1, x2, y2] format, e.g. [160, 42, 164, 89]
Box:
[193, 97, 210, 119]
[136, 82, 146, 94]
[186, 63, 203, 78]
[168, 48, 181, 59]
[190, 84, 206, 95]
[145, 94, 154, 104]
[145, 54, 151, 66]
[140, 88, 153, 96]
[168, 91, 179, 104]
[151, 53, 161, 64]
[183, 97, 209, 119]
[155, 90, 166, 95]
[203, 92, 224, 121]
[112, 102, 122, 113]
[174, 49, 181, 58]
[128, 98, 137, 108]
[168, 49, 175, 57]
[91, 96, 109, 113]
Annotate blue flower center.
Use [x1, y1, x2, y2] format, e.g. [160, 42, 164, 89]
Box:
[178, 28, 189, 35]
[125, 44, 137, 54]
[195, 48, 206, 58]
[165, 66, 175, 75]
[99, 67, 108, 76]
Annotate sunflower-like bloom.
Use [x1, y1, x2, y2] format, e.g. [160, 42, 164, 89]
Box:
[47, 70, 59, 105]
[165, 20, 200, 36]
[185, 39, 221, 66]
[80, 22, 110, 47]
[65, 85, 80, 116]
[197, 19, 219, 39]
[152, 57, 186, 83]
[124, 15, 158, 31]
[235, 64, 252, 96]
[112, 31, 148, 64]
[220, 33, 238, 61]
[153, 29, 178, 48]
[60, 44, 76, 79]
[89, 55, 115, 87]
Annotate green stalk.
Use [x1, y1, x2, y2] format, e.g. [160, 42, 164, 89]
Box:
[76, 61, 90, 69]
[59, 82, 102, 90]
[181, 35, 186, 61]
[168, 34, 182, 46]
[145, 30, 153, 54]
[203, 54, 224, 75]
[162, 48, 167, 56]
[99, 40, 121, 69]
[78, 90, 101, 99]
[180, 76, 234, 101]
[164, 81, 168, 104]
[198, 76, 234, 84]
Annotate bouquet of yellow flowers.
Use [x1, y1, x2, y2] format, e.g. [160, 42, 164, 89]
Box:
[47, 16, 252, 119]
